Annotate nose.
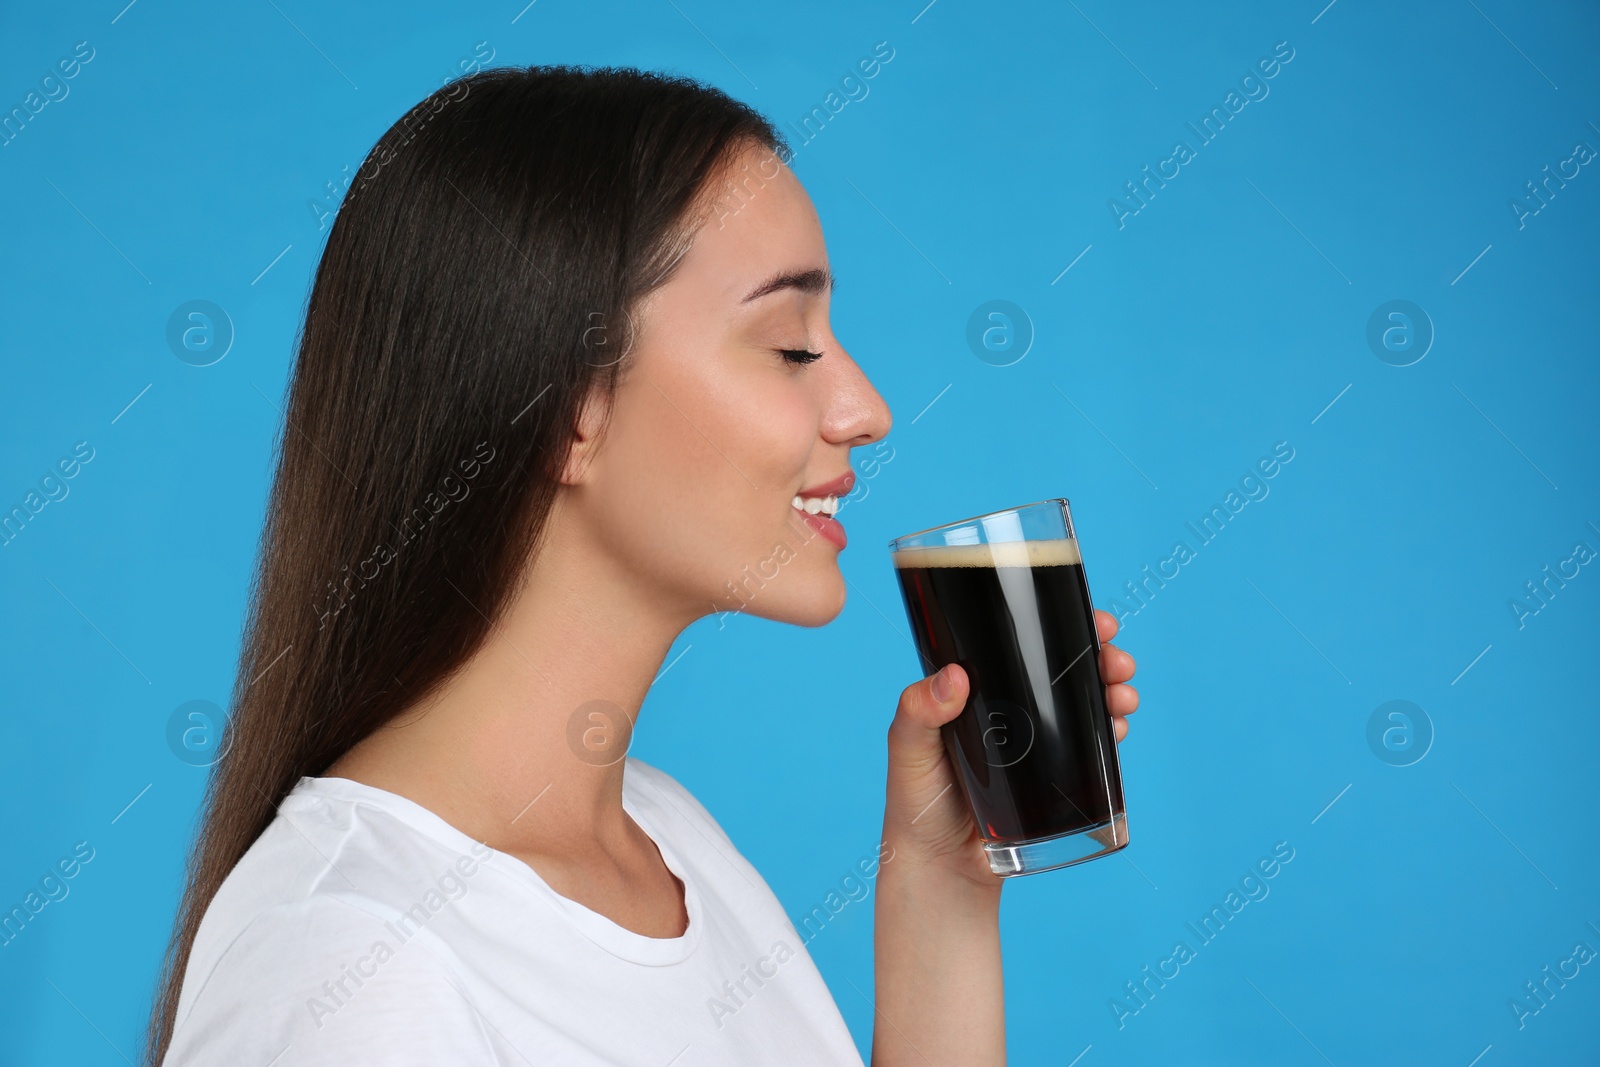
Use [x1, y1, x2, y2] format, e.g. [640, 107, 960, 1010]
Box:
[820, 343, 893, 447]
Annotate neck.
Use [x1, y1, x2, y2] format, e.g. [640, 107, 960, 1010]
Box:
[324, 499, 693, 859]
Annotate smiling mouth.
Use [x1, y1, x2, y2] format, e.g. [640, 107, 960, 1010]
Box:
[791, 494, 840, 518]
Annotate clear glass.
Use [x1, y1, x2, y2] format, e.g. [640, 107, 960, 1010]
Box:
[889, 499, 1128, 876]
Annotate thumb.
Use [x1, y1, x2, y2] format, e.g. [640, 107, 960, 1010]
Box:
[887, 662, 970, 781]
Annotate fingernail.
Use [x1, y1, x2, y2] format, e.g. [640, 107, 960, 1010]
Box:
[931, 664, 954, 703]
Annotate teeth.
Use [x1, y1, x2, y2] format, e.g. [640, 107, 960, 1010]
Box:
[791, 494, 840, 518]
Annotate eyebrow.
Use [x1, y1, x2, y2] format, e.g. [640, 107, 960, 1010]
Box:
[741, 267, 835, 304]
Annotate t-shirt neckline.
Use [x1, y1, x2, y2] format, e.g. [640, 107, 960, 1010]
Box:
[287, 761, 705, 966]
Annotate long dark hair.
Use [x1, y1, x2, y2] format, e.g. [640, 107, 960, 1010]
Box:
[144, 65, 788, 1065]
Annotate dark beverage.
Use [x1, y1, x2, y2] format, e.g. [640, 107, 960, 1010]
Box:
[893, 538, 1125, 850]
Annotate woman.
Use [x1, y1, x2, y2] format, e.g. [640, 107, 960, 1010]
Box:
[147, 65, 1139, 1066]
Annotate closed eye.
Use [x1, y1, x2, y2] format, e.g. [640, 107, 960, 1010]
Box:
[779, 348, 823, 366]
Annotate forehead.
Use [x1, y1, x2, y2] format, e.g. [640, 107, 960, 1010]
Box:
[675, 144, 828, 304]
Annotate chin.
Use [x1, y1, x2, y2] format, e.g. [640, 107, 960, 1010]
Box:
[760, 570, 848, 629]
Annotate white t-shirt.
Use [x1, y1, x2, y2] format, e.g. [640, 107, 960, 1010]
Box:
[162, 758, 867, 1066]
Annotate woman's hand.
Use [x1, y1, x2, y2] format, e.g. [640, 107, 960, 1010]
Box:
[871, 609, 1136, 1066]
[1099, 610, 1140, 742]
[881, 608, 1138, 886]
[880, 655, 994, 892]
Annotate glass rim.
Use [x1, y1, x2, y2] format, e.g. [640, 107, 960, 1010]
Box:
[886, 497, 1071, 549]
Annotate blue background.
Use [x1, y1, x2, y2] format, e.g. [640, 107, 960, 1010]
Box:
[3, 1, 1597, 1063]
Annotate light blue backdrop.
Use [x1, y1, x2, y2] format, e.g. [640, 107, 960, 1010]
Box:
[3, 1, 1597, 1064]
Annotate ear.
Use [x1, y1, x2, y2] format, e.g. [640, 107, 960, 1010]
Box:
[558, 384, 609, 487]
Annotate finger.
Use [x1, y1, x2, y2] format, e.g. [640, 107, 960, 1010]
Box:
[1112, 715, 1128, 743]
[1106, 682, 1139, 718]
[886, 663, 969, 782]
[1094, 609, 1119, 643]
[1099, 643, 1135, 684]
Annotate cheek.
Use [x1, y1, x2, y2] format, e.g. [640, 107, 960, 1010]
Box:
[718, 381, 847, 616]
[725, 380, 817, 496]
[592, 359, 817, 596]
[684, 368, 817, 548]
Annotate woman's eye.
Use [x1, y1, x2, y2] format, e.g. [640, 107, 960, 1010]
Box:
[779, 348, 823, 366]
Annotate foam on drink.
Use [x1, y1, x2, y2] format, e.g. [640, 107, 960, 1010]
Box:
[890, 538, 1083, 569]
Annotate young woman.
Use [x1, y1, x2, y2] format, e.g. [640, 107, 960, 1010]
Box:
[147, 65, 1139, 1066]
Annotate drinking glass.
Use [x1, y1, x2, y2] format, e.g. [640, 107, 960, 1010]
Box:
[889, 499, 1128, 876]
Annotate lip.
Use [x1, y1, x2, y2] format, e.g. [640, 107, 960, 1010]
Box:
[793, 508, 847, 549]
[791, 471, 852, 551]
[796, 471, 855, 498]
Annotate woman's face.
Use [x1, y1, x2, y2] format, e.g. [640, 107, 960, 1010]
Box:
[563, 140, 892, 628]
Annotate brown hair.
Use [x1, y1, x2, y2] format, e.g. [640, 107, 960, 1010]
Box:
[144, 64, 787, 1064]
